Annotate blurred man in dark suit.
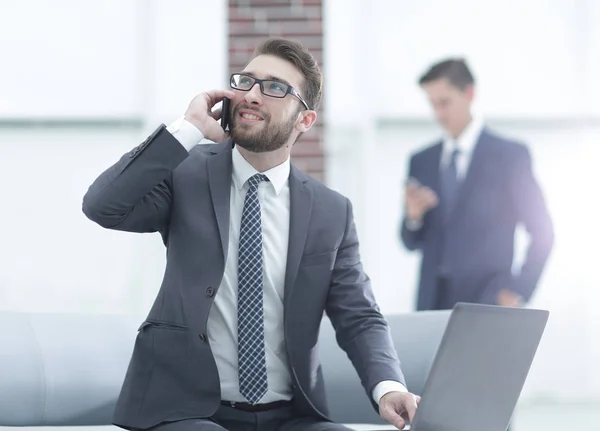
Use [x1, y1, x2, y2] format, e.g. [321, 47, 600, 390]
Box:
[399, 58, 554, 311]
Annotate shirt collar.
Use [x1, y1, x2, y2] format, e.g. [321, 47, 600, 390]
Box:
[231, 145, 290, 195]
[442, 116, 484, 155]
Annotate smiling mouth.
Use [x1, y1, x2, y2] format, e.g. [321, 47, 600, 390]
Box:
[238, 110, 265, 122]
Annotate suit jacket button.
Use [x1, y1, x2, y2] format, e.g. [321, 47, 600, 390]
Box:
[199, 333, 208, 343]
[206, 286, 215, 297]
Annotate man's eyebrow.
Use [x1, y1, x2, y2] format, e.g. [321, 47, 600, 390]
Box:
[265, 75, 292, 86]
[241, 71, 292, 87]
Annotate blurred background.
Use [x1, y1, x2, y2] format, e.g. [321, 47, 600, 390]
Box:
[1, 0, 599, 429]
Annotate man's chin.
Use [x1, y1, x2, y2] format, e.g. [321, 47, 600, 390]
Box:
[234, 138, 266, 153]
[232, 118, 265, 130]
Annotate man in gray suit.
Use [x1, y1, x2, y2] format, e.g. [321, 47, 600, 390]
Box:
[83, 38, 418, 431]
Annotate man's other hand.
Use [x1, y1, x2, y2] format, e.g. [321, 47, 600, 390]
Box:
[379, 391, 421, 430]
[497, 289, 523, 307]
[405, 180, 438, 224]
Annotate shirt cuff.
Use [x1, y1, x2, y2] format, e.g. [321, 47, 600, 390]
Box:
[372, 380, 408, 405]
[166, 116, 205, 152]
[405, 218, 423, 231]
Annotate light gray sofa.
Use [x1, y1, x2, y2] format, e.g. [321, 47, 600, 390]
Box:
[0, 310, 450, 429]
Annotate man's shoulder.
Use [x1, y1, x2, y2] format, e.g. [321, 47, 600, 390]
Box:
[482, 128, 530, 157]
[409, 140, 442, 164]
[295, 168, 349, 207]
[188, 141, 223, 156]
[178, 141, 232, 166]
[172, 142, 231, 179]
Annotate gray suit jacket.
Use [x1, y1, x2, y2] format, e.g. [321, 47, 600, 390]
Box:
[82, 124, 405, 430]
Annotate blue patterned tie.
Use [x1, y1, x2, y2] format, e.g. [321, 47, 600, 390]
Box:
[237, 173, 269, 404]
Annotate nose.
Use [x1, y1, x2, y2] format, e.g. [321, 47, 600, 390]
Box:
[243, 83, 264, 106]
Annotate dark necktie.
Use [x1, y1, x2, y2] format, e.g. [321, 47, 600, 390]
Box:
[441, 144, 460, 221]
[438, 144, 461, 277]
[237, 173, 269, 404]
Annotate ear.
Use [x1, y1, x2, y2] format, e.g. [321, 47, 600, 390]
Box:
[296, 110, 317, 133]
[464, 84, 475, 101]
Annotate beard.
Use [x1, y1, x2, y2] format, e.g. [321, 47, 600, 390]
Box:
[230, 104, 298, 153]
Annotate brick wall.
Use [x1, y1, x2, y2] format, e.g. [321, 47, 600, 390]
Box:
[228, 0, 325, 181]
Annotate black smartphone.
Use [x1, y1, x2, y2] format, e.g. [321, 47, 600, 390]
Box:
[221, 97, 231, 132]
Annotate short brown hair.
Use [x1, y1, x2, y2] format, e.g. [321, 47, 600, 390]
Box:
[419, 58, 475, 90]
[253, 37, 323, 111]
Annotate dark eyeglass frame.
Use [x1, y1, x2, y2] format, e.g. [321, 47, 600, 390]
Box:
[230, 73, 310, 110]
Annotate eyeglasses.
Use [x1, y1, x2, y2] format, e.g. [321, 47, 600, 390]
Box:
[230, 73, 310, 110]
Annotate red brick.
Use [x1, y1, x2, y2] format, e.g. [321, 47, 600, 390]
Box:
[230, 1, 322, 8]
[228, 0, 324, 179]
[290, 155, 325, 172]
[303, 123, 323, 138]
[229, 19, 322, 36]
[291, 138, 323, 157]
[229, 46, 323, 62]
[228, 52, 322, 69]
[230, 6, 321, 21]
[229, 35, 322, 51]
[228, 55, 323, 75]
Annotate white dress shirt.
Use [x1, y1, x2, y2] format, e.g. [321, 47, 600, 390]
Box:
[167, 117, 406, 404]
[440, 116, 484, 180]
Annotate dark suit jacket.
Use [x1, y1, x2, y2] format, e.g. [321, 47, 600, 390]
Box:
[82, 125, 404, 430]
[400, 128, 554, 311]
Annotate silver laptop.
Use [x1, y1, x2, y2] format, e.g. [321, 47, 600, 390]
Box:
[397, 302, 549, 431]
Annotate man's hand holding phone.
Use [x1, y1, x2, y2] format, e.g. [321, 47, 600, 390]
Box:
[405, 178, 438, 225]
[184, 90, 236, 142]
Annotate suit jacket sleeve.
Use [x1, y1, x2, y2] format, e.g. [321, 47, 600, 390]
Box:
[510, 145, 555, 301]
[82, 124, 189, 235]
[325, 198, 406, 410]
[399, 155, 426, 250]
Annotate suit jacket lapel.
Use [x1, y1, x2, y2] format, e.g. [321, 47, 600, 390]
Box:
[429, 142, 443, 198]
[283, 165, 313, 311]
[423, 142, 444, 227]
[207, 140, 233, 262]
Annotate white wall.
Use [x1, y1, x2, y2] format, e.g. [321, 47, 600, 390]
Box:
[0, 0, 227, 315]
[0, 1, 140, 118]
[369, 0, 587, 119]
[325, 0, 600, 404]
